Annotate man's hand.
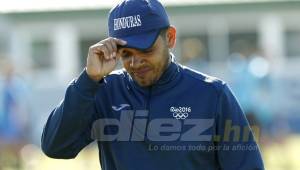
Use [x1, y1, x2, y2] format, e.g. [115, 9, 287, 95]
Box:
[86, 37, 127, 82]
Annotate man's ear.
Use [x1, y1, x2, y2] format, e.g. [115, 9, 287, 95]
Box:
[166, 26, 176, 49]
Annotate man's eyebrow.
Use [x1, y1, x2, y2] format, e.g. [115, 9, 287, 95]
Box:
[118, 46, 155, 55]
[122, 50, 132, 55]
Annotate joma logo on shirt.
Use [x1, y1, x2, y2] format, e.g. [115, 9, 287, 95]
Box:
[112, 104, 130, 111]
[114, 15, 142, 31]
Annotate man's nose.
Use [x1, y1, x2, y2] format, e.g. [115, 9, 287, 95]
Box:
[129, 56, 144, 68]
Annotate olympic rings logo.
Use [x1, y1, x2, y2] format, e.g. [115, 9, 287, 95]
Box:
[172, 112, 189, 119]
[170, 107, 191, 119]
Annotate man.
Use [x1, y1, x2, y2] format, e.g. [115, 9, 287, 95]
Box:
[41, 0, 264, 169]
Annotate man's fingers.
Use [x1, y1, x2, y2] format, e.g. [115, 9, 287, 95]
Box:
[90, 38, 126, 60]
[108, 38, 126, 59]
[114, 38, 127, 46]
[105, 41, 114, 59]
[108, 38, 118, 51]
[111, 40, 118, 59]
[107, 39, 118, 59]
[95, 45, 109, 60]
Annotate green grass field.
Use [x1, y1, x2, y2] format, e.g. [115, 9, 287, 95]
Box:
[1, 135, 300, 170]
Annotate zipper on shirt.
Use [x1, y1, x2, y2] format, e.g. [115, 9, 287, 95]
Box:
[146, 86, 152, 112]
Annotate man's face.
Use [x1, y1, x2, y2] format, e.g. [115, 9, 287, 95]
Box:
[119, 35, 170, 87]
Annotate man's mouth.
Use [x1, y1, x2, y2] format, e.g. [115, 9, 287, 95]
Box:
[133, 67, 152, 78]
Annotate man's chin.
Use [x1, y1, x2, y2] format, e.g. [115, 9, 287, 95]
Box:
[133, 77, 154, 87]
[136, 80, 152, 87]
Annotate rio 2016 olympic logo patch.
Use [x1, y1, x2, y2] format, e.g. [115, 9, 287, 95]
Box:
[170, 107, 191, 119]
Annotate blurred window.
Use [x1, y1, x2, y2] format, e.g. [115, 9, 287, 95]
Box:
[31, 40, 53, 69]
[229, 32, 258, 57]
[180, 35, 209, 64]
[80, 39, 99, 68]
[285, 31, 300, 58]
[0, 39, 7, 55]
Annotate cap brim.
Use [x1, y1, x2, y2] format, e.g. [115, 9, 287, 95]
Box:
[118, 29, 160, 50]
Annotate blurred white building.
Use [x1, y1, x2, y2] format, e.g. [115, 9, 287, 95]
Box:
[1, 0, 300, 142]
[1, 0, 299, 78]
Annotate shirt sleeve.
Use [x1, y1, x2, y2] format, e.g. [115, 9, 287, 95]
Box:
[41, 68, 101, 159]
[215, 83, 265, 170]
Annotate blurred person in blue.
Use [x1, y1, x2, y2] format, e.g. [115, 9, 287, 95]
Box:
[0, 60, 30, 142]
[0, 59, 31, 168]
[227, 53, 273, 136]
[41, 0, 264, 169]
